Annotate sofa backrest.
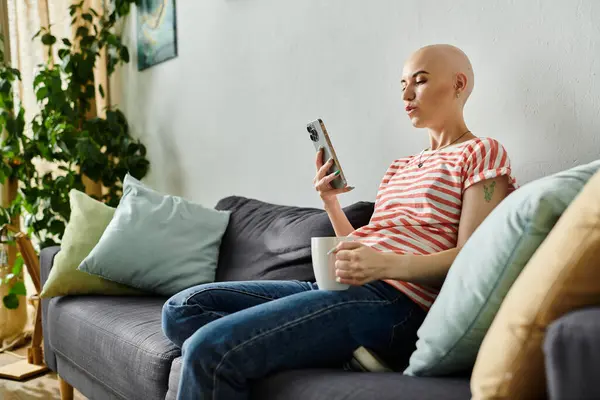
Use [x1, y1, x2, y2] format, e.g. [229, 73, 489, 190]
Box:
[214, 196, 374, 282]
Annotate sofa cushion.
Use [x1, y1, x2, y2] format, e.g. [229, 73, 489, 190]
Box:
[471, 169, 600, 399]
[165, 358, 470, 400]
[46, 295, 179, 400]
[214, 196, 374, 282]
[40, 189, 144, 298]
[79, 174, 231, 296]
[405, 160, 600, 377]
[252, 370, 470, 400]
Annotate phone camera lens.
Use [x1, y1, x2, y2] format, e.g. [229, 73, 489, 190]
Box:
[307, 126, 319, 142]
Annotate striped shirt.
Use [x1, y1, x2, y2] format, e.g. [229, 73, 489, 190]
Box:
[349, 137, 517, 311]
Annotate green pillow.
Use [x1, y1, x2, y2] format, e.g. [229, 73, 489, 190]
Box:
[404, 160, 600, 377]
[78, 174, 231, 296]
[40, 190, 145, 298]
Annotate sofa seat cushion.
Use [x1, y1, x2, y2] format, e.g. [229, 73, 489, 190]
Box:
[252, 369, 470, 400]
[164, 358, 469, 400]
[47, 295, 178, 400]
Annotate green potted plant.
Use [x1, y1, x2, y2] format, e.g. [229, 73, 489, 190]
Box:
[0, 227, 26, 310]
[0, 31, 27, 310]
[0, 0, 147, 309]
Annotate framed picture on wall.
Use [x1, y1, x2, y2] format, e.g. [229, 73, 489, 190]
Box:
[137, 0, 178, 71]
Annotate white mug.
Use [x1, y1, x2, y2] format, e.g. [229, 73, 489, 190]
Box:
[311, 236, 355, 290]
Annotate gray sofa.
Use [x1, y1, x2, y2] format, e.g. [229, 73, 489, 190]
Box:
[40, 196, 598, 399]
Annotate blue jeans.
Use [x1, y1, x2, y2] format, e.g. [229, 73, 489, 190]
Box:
[161, 280, 425, 400]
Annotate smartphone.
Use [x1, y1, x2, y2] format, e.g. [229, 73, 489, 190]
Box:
[306, 118, 348, 190]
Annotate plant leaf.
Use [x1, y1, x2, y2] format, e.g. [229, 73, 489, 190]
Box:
[119, 46, 130, 63]
[3, 293, 18, 309]
[58, 49, 70, 60]
[41, 33, 57, 46]
[12, 256, 24, 276]
[36, 86, 48, 101]
[9, 281, 26, 296]
[76, 26, 89, 38]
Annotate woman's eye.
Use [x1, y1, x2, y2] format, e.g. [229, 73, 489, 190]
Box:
[416, 80, 427, 85]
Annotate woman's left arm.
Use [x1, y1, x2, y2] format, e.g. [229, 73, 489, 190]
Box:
[383, 176, 510, 287]
[334, 176, 510, 287]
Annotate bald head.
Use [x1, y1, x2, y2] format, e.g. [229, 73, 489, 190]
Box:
[401, 45, 475, 128]
[404, 44, 474, 104]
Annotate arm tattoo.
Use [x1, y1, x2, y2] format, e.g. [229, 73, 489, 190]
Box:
[484, 181, 496, 203]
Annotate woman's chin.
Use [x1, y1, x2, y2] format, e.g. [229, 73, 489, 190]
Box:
[409, 116, 426, 128]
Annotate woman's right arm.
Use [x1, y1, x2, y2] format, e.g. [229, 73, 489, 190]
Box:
[323, 198, 355, 237]
[313, 147, 355, 237]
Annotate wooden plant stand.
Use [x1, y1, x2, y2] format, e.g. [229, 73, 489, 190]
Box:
[0, 229, 49, 380]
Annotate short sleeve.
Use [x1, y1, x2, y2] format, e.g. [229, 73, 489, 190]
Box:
[462, 138, 515, 192]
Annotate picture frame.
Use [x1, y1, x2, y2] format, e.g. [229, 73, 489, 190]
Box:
[137, 0, 178, 71]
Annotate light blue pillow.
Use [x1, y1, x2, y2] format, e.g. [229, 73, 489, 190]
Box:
[404, 160, 600, 377]
[78, 174, 231, 296]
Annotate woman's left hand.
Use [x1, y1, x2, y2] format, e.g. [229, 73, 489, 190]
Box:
[333, 241, 388, 286]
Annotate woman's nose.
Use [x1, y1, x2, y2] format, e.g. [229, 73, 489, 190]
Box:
[403, 88, 415, 102]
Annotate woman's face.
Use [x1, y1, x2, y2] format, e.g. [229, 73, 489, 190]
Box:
[401, 52, 458, 129]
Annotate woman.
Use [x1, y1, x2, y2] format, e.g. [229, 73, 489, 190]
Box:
[162, 44, 517, 400]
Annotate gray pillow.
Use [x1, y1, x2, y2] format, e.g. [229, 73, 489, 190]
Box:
[78, 174, 231, 296]
[214, 196, 375, 282]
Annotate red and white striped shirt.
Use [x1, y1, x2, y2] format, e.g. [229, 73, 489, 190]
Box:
[349, 137, 517, 311]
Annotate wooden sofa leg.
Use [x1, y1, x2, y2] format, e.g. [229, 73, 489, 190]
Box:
[58, 375, 74, 400]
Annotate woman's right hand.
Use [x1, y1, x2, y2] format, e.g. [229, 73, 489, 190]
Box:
[314, 147, 354, 202]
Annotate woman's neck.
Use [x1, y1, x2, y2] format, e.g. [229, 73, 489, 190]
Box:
[427, 119, 471, 150]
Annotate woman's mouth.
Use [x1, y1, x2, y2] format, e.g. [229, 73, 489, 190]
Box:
[406, 106, 418, 114]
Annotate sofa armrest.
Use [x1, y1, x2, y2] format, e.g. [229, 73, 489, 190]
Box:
[40, 246, 61, 288]
[543, 307, 600, 400]
[40, 245, 61, 372]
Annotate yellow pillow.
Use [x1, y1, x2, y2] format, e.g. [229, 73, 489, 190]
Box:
[40, 190, 144, 298]
[471, 169, 600, 399]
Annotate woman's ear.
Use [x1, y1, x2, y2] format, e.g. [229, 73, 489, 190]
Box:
[454, 72, 468, 92]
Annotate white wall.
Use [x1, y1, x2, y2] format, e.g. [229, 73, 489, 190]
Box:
[112, 0, 600, 209]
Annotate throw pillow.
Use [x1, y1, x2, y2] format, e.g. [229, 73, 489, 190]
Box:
[40, 190, 144, 298]
[471, 169, 600, 399]
[78, 174, 231, 296]
[404, 160, 600, 377]
[214, 196, 374, 282]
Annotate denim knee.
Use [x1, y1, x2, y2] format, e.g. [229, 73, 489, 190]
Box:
[181, 322, 224, 372]
[161, 293, 186, 344]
